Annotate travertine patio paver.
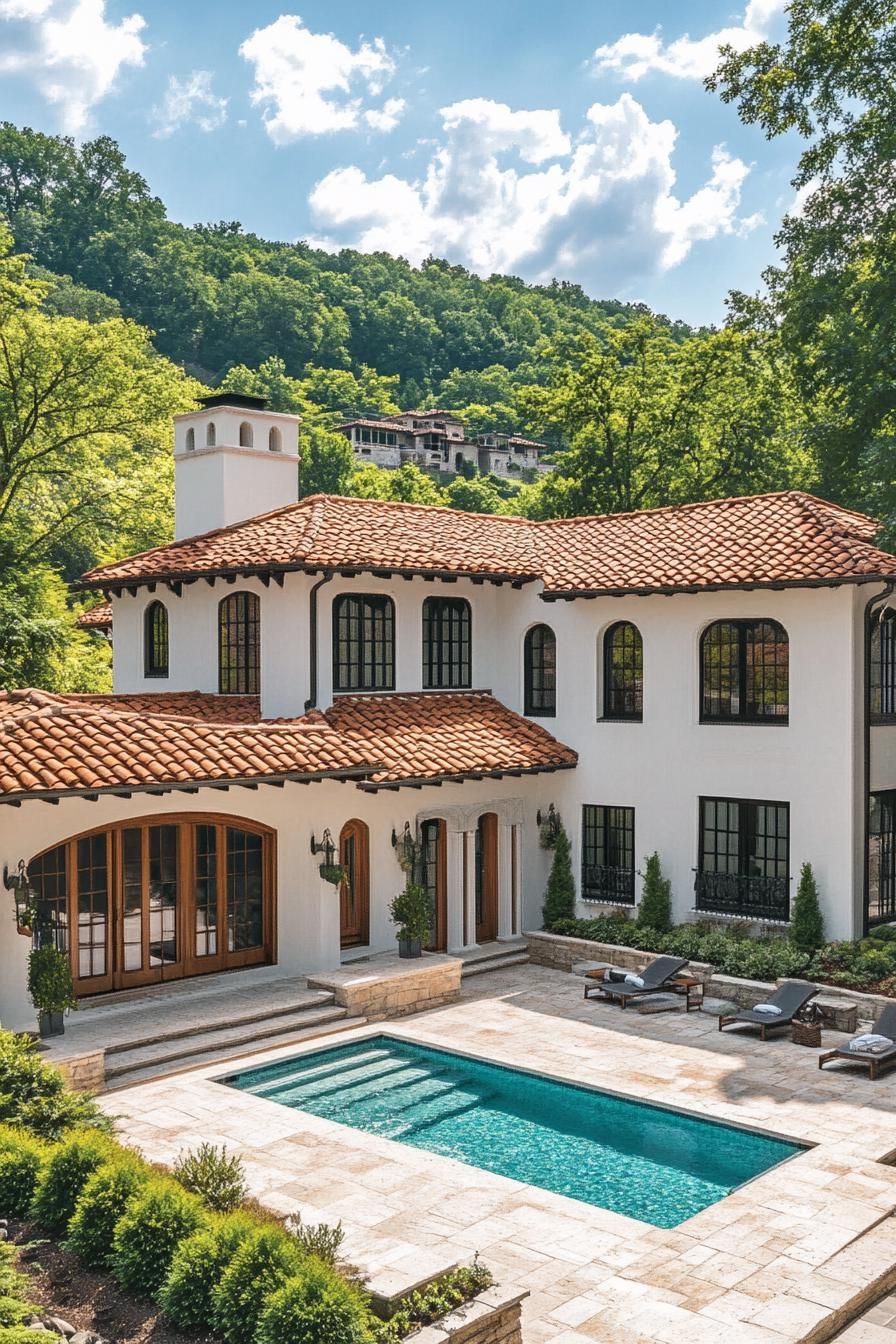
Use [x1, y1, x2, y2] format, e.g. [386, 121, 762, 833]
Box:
[101, 964, 896, 1342]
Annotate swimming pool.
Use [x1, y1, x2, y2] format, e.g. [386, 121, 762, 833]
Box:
[224, 1035, 803, 1227]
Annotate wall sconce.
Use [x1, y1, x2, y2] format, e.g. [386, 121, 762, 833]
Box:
[4, 859, 37, 933]
[391, 821, 420, 874]
[310, 829, 336, 867]
[537, 803, 562, 849]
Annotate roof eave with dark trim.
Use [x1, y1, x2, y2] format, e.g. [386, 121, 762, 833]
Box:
[0, 764, 377, 807]
[357, 758, 578, 791]
[74, 562, 541, 595]
[539, 573, 895, 601]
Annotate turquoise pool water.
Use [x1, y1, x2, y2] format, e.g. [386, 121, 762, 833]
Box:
[224, 1036, 802, 1227]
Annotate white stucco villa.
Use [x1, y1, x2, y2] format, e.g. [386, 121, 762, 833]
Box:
[2, 390, 896, 1030]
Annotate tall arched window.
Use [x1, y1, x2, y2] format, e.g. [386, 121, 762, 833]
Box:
[185, 427, 195, 451]
[268, 426, 282, 453]
[870, 610, 896, 722]
[524, 624, 556, 717]
[239, 421, 253, 447]
[333, 594, 394, 692]
[603, 622, 643, 720]
[422, 597, 471, 688]
[219, 592, 260, 694]
[144, 601, 169, 678]
[701, 620, 788, 723]
[206, 421, 216, 447]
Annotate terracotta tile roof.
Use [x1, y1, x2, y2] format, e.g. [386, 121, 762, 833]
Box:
[0, 690, 575, 802]
[0, 690, 370, 801]
[76, 602, 113, 630]
[78, 490, 896, 597]
[322, 691, 577, 789]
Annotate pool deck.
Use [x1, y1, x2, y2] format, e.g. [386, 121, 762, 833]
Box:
[100, 964, 896, 1343]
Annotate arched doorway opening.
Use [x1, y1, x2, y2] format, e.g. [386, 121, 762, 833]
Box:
[339, 819, 369, 948]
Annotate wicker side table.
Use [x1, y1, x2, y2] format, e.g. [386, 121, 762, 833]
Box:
[791, 1019, 822, 1048]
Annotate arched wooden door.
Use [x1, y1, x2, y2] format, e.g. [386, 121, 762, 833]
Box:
[339, 819, 370, 948]
[475, 813, 498, 943]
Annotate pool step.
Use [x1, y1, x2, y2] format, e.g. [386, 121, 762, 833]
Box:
[104, 1001, 358, 1088]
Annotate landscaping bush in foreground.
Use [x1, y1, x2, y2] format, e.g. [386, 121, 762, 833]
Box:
[173, 1142, 247, 1213]
[0, 1127, 48, 1218]
[65, 1155, 150, 1268]
[160, 1211, 258, 1331]
[212, 1224, 306, 1343]
[111, 1177, 206, 1298]
[256, 1260, 374, 1344]
[0, 1032, 109, 1141]
[30, 1128, 114, 1232]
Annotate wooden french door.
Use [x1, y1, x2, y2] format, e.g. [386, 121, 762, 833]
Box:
[475, 813, 498, 943]
[419, 819, 448, 951]
[339, 819, 370, 948]
[29, 816, 275, 996]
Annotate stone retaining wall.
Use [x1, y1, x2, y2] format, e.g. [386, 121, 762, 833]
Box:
[409, 1287, 526, 1344]
[307, 952, 462, 1021]
[54, 1051, 105, 1093]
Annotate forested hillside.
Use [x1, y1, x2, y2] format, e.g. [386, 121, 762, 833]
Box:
[1, 0, 894, 695]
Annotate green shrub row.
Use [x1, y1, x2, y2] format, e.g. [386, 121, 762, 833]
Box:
[0, 1236, 38, 1342]
[374, 1258, 495, 1343]
[545, 913, 896, 993]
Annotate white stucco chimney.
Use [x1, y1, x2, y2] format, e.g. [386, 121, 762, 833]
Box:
[173, 394, 301, 540]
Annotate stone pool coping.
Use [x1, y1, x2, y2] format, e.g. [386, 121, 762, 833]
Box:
[100, 964, 896, 1343]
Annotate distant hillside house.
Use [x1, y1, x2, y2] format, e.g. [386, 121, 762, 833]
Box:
[337, 408, 554, 477]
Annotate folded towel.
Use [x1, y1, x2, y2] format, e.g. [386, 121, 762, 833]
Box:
[624, 974, 645, 988]
[753, 1003, 782, 1015]
[849, 1033, 894, 1051]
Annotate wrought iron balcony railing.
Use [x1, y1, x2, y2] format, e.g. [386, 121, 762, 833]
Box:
[582, 864, 635, 905]
[694, 870, 789, 922]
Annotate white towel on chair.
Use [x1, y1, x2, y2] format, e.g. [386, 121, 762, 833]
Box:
[849, 1033, 893, 1050]
[624, 974, 645, 988]
[753, 1003, 782, 1015]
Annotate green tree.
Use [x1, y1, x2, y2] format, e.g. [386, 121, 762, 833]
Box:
[300, 427, 355, 498]
[542, 827, 575, 927]
[790, 862, 825, 953]
[637, 853, 672, 932]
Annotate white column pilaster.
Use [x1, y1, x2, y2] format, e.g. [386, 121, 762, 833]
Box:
[463, 829, 477, 948]
[446, 828, 466, 952]
[497, 820, 514, 940]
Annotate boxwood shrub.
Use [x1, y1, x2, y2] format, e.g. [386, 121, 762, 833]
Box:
[212, 1225, 305, 1343]
[30, 1128, 115, 1232]
[66, 1155, 150, 1268]
[255, 1261, 373, 1344]
[111, 1177, 206, 1299]
[0, 1127, 49, 1218]
[0, 1032, 110, 1141]
[159, 1211, 258, 1331]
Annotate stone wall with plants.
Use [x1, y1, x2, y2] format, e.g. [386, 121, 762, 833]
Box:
[0, 1029, 497, 1344]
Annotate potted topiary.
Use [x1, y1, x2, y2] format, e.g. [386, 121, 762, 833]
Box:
[27, 944, 76, 1037]
[389, 882, 431, 958]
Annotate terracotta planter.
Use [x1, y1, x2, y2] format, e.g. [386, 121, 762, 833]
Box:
[16, 924, 32, 937]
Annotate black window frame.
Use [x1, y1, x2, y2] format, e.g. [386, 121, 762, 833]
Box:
[696, 795, 790, 921]
[143, 600, 169, 679]
[602, 621, 643, 721]
[422, 596, 471, 689]
[218, 591, 260, 695]
[524, 624, 556, 717]
[868, 790, 896, 927]
[332, 593, 395, 693]
[700, 619, 789, 724]
[870, 612, 896, 723]
[581, 804, 635, 905]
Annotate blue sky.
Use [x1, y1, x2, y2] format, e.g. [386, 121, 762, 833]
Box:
[0, 0, 800, 326]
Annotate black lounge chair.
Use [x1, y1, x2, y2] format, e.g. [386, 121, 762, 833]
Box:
[718, 981, 819, 1041]
[584, 955, 690, 1008]
[818, 1004, 896, 1081]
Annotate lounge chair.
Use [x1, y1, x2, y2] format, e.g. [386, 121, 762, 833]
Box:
[717, 981, 819, 1041]
[818, 1003, 896, 1081]
[584, 955, 690, 1008]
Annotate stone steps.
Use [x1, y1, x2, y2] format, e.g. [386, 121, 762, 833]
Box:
[461, 946, 530, 978]
[104, 1000, 360, 1088]
[101, 988, 336, 1055]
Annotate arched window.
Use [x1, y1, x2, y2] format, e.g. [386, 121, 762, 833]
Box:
[870, 610, 896, 722]
[206, 421, 216, 447]
[603, 622, 643, 720]
[524, 624, 556, 717]
[144, 601, 169, 678]
[422, 597, 471, 688]
[332, 594, 394, 692]
[701, 620, 788, 723]
[268, 426, 282, 453]
[218, 592, 260, 694]
[185, 427, 195, 451]
[239, 421, 253, 447]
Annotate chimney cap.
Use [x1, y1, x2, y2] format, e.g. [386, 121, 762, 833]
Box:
[198, 392, 269, 411]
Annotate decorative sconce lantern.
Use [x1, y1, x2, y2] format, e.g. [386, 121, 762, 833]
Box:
[391, 821, 420, 875]
[311, 829, 346, 887]
[537, 804, 562, 850]
[4, 859, 37, 935]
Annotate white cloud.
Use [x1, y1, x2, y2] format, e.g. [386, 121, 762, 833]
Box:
[591, 0, 786, 82]
[0, 0, 146, 133]
[308, 93, 757, 293]
[239, 14, 398, 141]
[151, 70, 228, 138]
[363, 97, 406, 133]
